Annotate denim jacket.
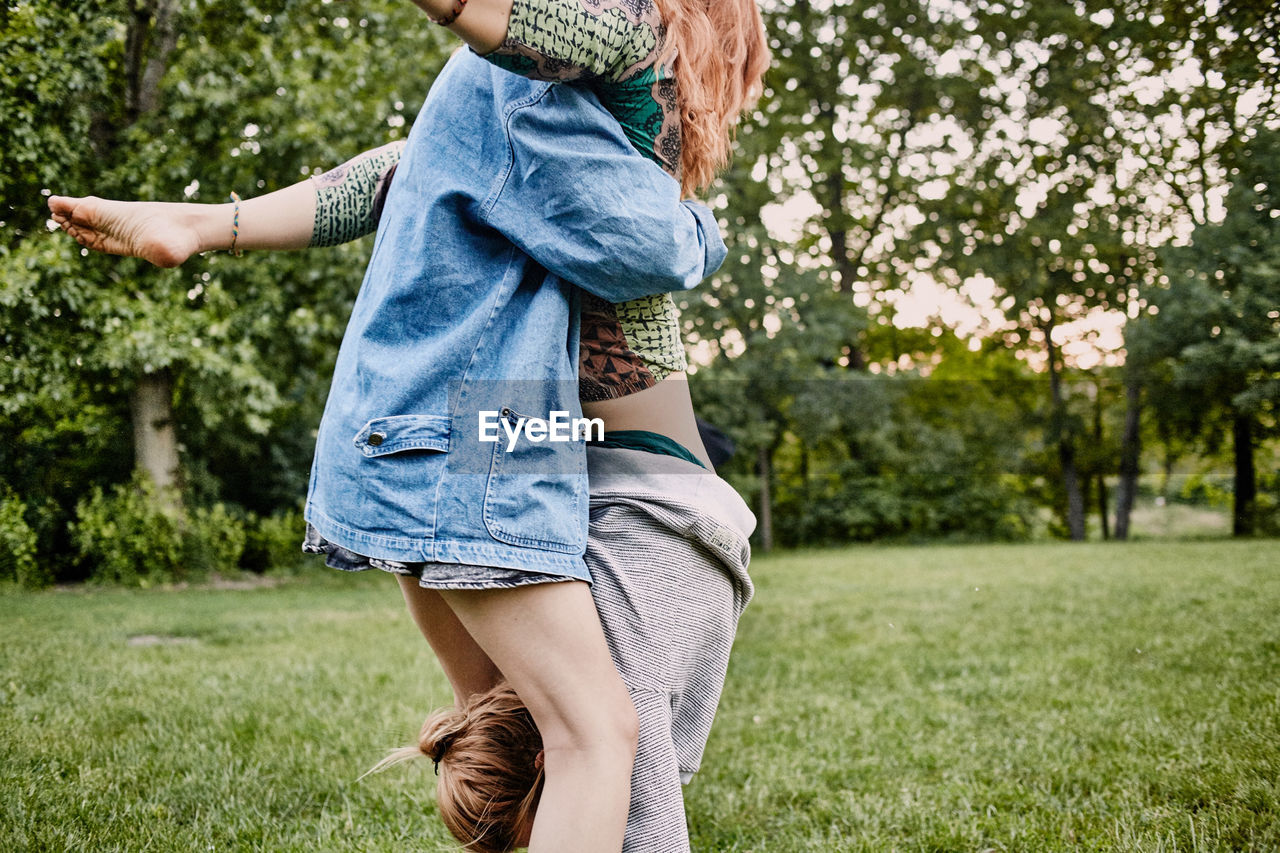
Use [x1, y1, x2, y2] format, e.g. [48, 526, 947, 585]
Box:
[304, 50, 726, 579]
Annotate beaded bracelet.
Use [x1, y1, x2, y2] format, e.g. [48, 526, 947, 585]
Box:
[429, 0, 468, 26]
[228, 191, 243, 257]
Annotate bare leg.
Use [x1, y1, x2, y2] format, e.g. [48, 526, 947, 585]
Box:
[48, 196, 212, 268]
[395, 577, 502, 704]
[48, 176, 319, 267]
[441, 581, 638, 853]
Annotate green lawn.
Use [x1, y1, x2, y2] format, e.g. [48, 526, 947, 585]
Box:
[2, 541, 1277, 851]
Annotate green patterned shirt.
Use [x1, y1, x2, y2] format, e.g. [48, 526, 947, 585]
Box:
[310, 0, 692, 398]
[484, 0, 681, 177]
[483, 0, 689, 398]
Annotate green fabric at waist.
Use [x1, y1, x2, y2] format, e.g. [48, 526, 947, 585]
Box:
[595, 430, 706, 469]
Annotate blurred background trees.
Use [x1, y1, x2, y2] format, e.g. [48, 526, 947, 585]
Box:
[1, 0, 1276, 584]
[1, 0, 450, 583]
[690, 0, 1277, 548]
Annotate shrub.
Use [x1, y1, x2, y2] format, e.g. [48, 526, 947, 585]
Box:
[1257, 470, 1280, 538]
[71, 477, 246, 586]
[242, 508, 306, 574]
[186, 502, 248, 578]
[0, 487, 47, 587]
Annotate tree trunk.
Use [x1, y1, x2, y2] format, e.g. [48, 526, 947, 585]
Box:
[1159, 432, 1175, 502]
[1046, 327, 1086, 540]
[1114, 377, 1142, 540]
[137, 1, 180, 114]
[122, 1, 183, 513]
[822, 168, 867, 370]
[1093, 379, 1109, 540]
[1059, 443, 1086, 540]
[130, 372, 182, 508]
[125, 0, 181, 120]
[757, 443, 774, 552]
[1232, 413, 1256, 537]
[1096, 475, 1110, 540]
[816, 94, 917, 372]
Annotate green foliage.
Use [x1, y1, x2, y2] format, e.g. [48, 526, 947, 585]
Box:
[781, 377, 1036, 545]
[1146, 128, 1280, 421]
[691, 0, 1278, 544]
[1, 2, 453, 581]
[1259, 471, 1280, 537]
[695, 336, 1043, 545]
[188, 502, 249, 579]
[1127, 127, 1280, 533]
[71, 476, 245, 586]
[72, 479, 185, 586]
[3, 1, 1278, 573]
[0, 486, 44, 588]
[241, 508, 306, 574]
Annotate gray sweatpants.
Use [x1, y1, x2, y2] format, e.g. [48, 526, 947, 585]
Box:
[584, 446, 756, 853]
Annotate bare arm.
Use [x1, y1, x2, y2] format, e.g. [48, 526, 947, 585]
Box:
[49, 180, 316, 266]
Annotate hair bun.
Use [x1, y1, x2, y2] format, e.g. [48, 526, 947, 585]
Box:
[417, 709, 469, 767]
[424, 730, 457, 763]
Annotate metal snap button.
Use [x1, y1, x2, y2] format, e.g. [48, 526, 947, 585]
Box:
[367, 432, 385, 447]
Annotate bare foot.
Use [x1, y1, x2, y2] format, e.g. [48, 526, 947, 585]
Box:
[47, 196, 209, 268]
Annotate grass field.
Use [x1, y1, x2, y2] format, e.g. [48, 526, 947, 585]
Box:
[2, 541, 1277, 851]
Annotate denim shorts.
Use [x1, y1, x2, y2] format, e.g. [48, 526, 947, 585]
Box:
[302, 524, 574, 590]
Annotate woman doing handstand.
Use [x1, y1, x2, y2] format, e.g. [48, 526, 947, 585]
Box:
[50, 1, 769, 850]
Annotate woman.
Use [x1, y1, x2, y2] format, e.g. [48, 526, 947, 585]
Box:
[54, 150, 755, 853]
[384, 443, 756, 852]
[51, 1, 769, 849]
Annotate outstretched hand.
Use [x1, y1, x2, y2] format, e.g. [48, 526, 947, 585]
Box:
[48, 196, 207, 269]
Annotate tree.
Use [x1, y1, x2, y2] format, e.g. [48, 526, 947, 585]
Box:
[1112, 0, 1279, 538]
[1134, 128, 1280, 535]
[1, 1, 451, 577]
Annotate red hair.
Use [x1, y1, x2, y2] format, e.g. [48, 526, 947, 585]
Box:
[656, 0, 772, 195]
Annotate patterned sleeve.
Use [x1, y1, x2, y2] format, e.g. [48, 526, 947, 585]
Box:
[485, 1, 691, 400]
[617, 292, 687, 379]
[579, 292, 688, 402]
[485, 0, 681, 186]
[484, 0, 665, 84]
[308, 141, 406, 248]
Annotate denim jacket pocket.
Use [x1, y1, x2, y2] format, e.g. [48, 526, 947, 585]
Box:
[353, 415, 452, 457]
[483, 408, 586, 554]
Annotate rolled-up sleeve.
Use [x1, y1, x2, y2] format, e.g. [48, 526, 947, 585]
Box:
[485, 88, 727, 302]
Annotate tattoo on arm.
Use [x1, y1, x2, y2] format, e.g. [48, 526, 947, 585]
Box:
[616, 292, 687, 382]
